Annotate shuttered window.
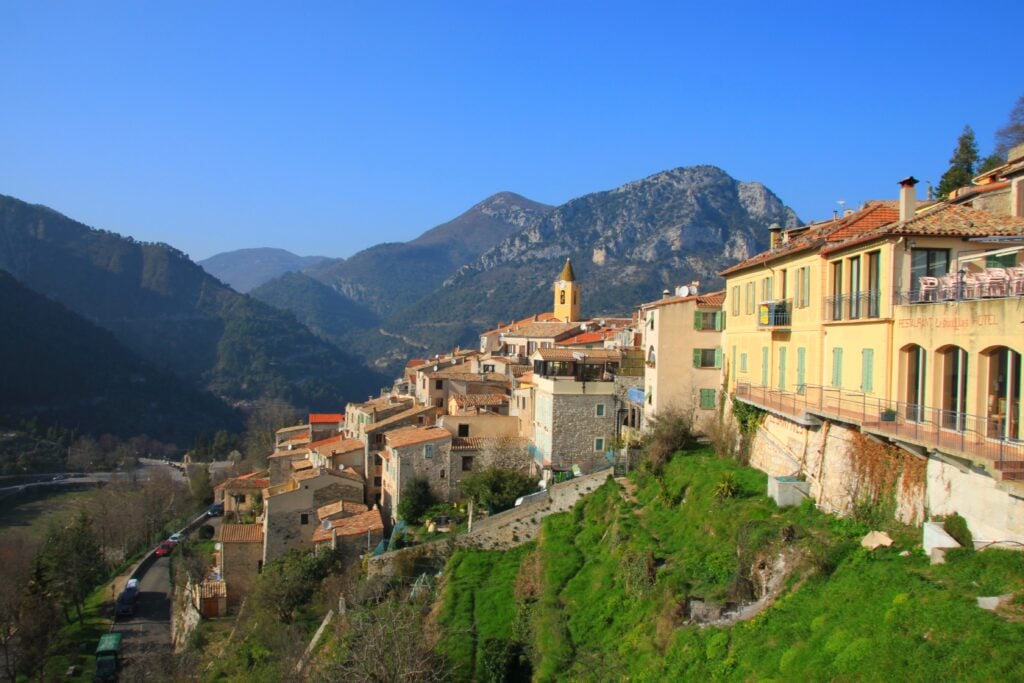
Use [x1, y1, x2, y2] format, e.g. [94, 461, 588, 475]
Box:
[761, 347, 769, 386]
[831, 348, 844, 388]
[778, 347, 787, 390]
[861, 348, 874, 393]
[796, 347, 806, 389]
[699, 389, 716, 410]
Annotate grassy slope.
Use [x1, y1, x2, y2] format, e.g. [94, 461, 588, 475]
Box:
[437, 449, 1024, 681]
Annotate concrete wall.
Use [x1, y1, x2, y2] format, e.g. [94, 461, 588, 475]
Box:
[440, 413, 518, 439]
[926, 456, 1024, 545]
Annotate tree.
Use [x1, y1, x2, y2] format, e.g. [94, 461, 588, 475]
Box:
[38, 511, 105, 622]
[250, 550, 336, 623]
[0, 534, 38, 681]
[995, 94, 1024, 159]
[397, 477, 435, 524]
[460, 468, 537, 513]
[936, 125, 980, 199]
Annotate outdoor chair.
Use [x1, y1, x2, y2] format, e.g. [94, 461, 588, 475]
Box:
[1008, 266, 1024, 295]
[917, 276, 939, 302]
[938, 274, 957, 300]
[984, 267, 1009, 296]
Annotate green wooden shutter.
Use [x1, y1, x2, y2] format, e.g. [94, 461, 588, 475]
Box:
[796, 347, 806, 388]
[761, 347, 769, 386]
[731, 345, 737, 383]
[714, 347, 723, 369]
[832, 348, 843, 388]
[716, 311, 724, 331]
[699, 389, 716, 409]
[862, 349, 874, 392]
[693, 349, 702, 368]
[694, 310, 702, 330]
[778, 347, 787, 390]
[740, 353, 747, 372]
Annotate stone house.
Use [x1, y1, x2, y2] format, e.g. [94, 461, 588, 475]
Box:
[262, 467, 365, 563]
[309, 413, 344, 441]
[214, 470, 269, 518]
[312, 506, 385, 556]
[360, 404, 437, 505]
[308, 435, 365, 473]
[218, 523, 264, 609]
[380, 426, 453, 524]
[267, 447, 311, 486]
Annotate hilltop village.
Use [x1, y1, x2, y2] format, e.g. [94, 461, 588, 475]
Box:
[205, 146, 1024, 612]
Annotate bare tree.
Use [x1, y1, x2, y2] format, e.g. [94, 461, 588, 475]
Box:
[0, 533, 38, 681]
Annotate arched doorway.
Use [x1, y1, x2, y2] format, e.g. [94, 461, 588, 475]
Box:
[938, 345, 969, 432]
[900, 344, 927, 422]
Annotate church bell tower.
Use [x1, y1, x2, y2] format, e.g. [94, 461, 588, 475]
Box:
[553, 258, 580, 322]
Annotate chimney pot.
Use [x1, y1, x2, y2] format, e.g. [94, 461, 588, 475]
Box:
[768, 225, 782, 249]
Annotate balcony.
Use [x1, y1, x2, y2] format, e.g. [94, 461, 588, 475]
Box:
[735, 382, 1024, 478]
[823, 291, 881, 322]
[757, 300, 792, 329]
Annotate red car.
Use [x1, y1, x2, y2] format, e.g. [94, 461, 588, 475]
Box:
[154, 541, 175, 557]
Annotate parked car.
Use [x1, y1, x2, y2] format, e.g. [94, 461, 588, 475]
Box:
[116, 578, 140, 618]
[168, 532, 183, 544]
[207, 502, 224, 517]
[154, 541, 175, 557]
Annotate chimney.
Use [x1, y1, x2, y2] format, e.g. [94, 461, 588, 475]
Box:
[768, 225, 782, 249]
[898, 176, 919, 222]
[689, 281, 700, 296]
[662, 289, 672, 299]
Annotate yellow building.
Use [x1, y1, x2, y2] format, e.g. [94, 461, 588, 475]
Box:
[553, 258, 581, 322]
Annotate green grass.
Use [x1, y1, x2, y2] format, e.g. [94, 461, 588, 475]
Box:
[436, 447, 1024, 681]
[0, 487, 95, 540]
[43, 583, 114, 680]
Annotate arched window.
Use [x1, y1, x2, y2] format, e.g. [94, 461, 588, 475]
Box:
[560, 290, 566, 304]
[938, 345, 968, 432]
[900, 344, 927, 422]
[982, 346, 1021, 440]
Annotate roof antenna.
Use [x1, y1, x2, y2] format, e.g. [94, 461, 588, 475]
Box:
[835, 199, 845, 220]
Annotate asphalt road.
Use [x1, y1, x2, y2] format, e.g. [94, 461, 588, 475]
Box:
[113, 556, 172, 660]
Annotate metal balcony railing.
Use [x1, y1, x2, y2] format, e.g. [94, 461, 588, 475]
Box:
[757, 300, 792, 328]
[823, 291, 882, 321]
[734, 381, 1023, 476]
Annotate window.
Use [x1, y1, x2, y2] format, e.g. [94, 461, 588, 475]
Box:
[435, 398, 444, 408]
[761, 347, 769, 386]
[761, 276, 773, 302]
[731, 286, 740, 316]
[374, 454, 382, 466]
[560, 289, 566, 304]
[831, 347, 844, 388]
[910, 248, 950, 291]
[831, 261, 844, 320]
[699, 388, 716, 409]
[849, 256, 862, 319]
[300, 513, 309, 525]
[861, 348, 874, 392]
[483, 364, 495, 373]
[745, 283, 755, 314]
[462, 456, 474, 472]
[424, 444, 434, 459]
[778, 347, 787, 390]
[797, 266, 811, 308]
[647, 346, 656, 366]
[646, 386, 652, 405]
[648, 314, 654, 330]
[457, 424, 470, 437]
[867, 251, 881, 318]
[373, 476, 382, 487]
[693, 348, 722, 369]
[435, 379, 443, 390]
[694, 310, 722, 331]
[740, 352, 748, 372]
[596, 403, 606, 417]
[796, 347, 806, 390]
[940, 346, 969, 431]
[440, 469, 445, 479]
[594, 437, 605, 452]
[779, 269, 787, 300]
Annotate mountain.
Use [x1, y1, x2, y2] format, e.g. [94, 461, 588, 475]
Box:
[199, 247, 329, 293]
[0, 195, 388, 412]
[0, 270, 242, 443]
[303, 192, 553, 317]
[393, 166, 799, 348]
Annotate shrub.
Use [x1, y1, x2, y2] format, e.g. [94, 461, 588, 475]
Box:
[643, 406, 698, 473]
[397, 477, 435, 524]
[713, 472, 739, 501]
[943, 512, 974, 550]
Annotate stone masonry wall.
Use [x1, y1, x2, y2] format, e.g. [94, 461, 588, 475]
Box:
[367, 468, 613, 577]
[551, 393, 616, 472]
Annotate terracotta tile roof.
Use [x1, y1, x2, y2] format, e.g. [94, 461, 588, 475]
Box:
[309, 413, 343, 423]
[534, 348, 622, 362]
[214, 473, 270, 491]
[820, 203, 1024, 255]
[317, 499, 369, 521]
[290, 459, 314, 471]
[268, 447, 311, 459]
[424, 365, 508, 383]
[450, 393, 509, 408]
[364, 405, 436, 433]
[219, 523, 264, 543]
[312, 507, 384, 543]
[197, 579, 227, 599]
[309, 435, 364, 454]
[385, 425, 451, 449]
[502, 321, 582, 339]
[452, 436, 485, 451]
[277, 435, 311, 449]
[275, 424, 308, 436]
[510, 364, 532, 377]
[293, 466, 365, 484]
[349, 395, 413, 412]
[406, 359, 427, 368]
[555, 330, 611, 346]
[720, 202, 900, 277]
[640, 290, 726, 310]
[480, 312, 561, 337]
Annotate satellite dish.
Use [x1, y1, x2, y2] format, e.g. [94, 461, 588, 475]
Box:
[214, 542, 222, 551]
[680, 285, 690, 297]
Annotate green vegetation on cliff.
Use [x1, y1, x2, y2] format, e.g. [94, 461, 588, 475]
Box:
[436, 449, 1024, 681]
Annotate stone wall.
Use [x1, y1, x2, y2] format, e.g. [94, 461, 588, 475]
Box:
[222, 540, 262, 608]
[927, 456, 1024, 545]
[368, 468, 613, 576]
[171, 580, 202, 652]
[551, 393, 616, 471]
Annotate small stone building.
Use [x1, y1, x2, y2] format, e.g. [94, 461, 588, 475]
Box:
[218, 523, 264, 609]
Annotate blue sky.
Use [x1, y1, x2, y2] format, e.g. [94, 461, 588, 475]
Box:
[2, 2, 1021, 261]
